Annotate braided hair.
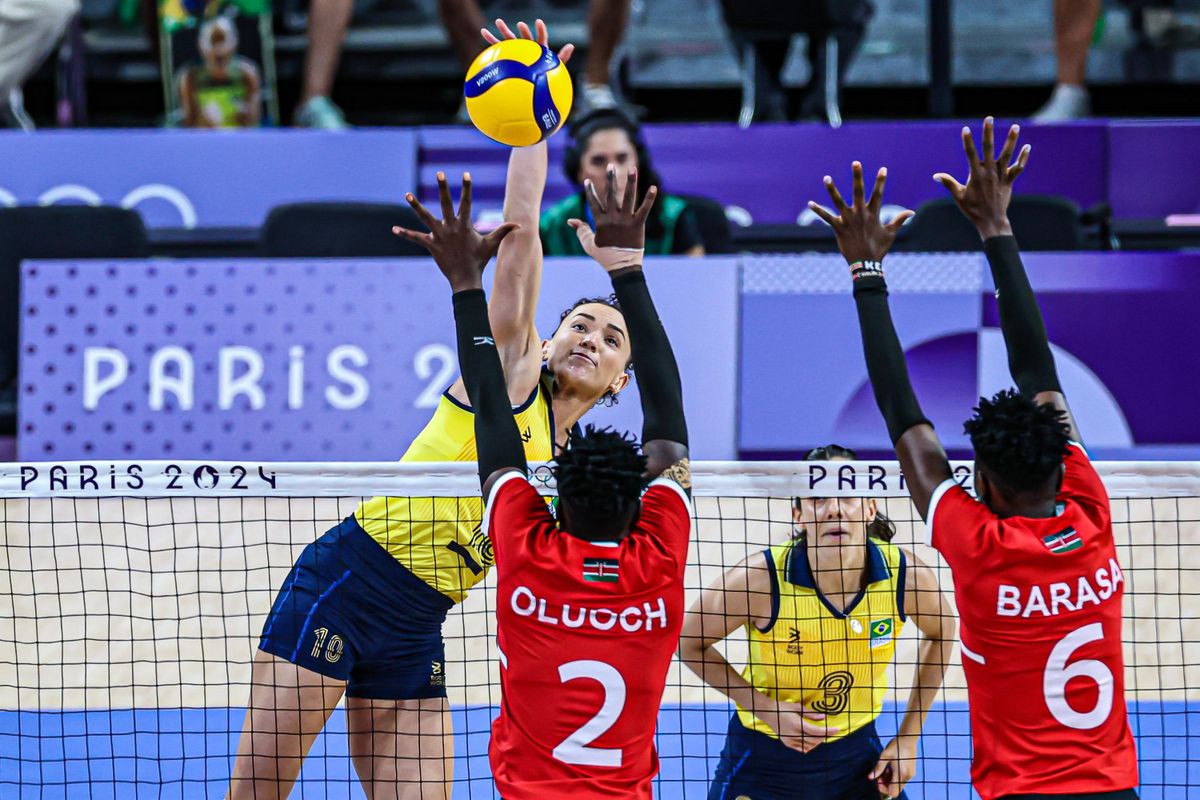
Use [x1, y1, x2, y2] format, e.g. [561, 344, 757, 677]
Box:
[964, 389, 1071, 494]
[553, 425, 648, 541]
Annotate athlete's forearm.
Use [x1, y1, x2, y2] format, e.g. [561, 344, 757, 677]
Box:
[984, 236, 1061, 397]
[897, 636, 953, 739]
[680, 642, 778, 719]
[852, 275, 930, 444]
[453, 289, 528, 484]
[489, 144, 547, 347]
[610, 268, 688, 447]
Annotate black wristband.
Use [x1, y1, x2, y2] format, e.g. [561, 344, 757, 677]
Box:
[852, 276, 932, 444]
[983, 235, 1062, 397]
[611, 271, 688, 447]
[452, 289, 527, 485]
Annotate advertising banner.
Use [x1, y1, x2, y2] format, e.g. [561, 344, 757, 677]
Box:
[18, 256, 739, 460]
[0, 130, 417, 229]
[739, 252, 1200, 458]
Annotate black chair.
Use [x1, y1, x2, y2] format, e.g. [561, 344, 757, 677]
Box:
[0, 205, 149, 434]
[897, 195, 1087, 252]
[260, 202, 430, 258]
[677, 194, 735, 255]
[719, 0, 873, 127]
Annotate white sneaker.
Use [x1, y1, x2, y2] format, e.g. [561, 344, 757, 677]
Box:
[295, 96, 350, 130]
[1032, 84, 1091, 122]
[582, 83, 618, 112]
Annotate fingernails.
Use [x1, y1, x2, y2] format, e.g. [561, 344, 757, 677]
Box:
[436, 171, 445, 181]
[823, 176, 832, 184]
[464, 171, 471, 181]
[852, 161, 861, 169]
[405, 193, 414, 201]
[392, 226, 401, 233]
[807, 201, 817, 208]
[880, 167, 888, 177]
[962, 127, 970, 135]
[1012, 124, 1020, 134]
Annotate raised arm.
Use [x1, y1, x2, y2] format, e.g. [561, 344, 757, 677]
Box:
[393, 173, 525, 492]
[935, 117, 1081, 443]
[569, 166, 691, 489]
[808, 163, 951, 518]
[447, 19, 576, 405]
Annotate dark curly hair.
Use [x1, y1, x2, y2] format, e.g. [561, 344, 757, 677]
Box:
[793, 444, 896, 542]
[553, 424, 648, 541]
[555, 295, 634, 408]
[964, 389, 1071, 495]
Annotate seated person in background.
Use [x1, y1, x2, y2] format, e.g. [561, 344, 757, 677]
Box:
[179, 16, 261, 128]
[542, 110, 706, 257]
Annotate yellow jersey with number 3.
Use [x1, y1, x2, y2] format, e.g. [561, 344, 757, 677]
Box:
[737, 537, 906, 741]
[355, 377, 556, 603]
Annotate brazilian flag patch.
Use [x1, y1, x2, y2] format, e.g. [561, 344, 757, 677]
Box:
[869, 618, 894, 648]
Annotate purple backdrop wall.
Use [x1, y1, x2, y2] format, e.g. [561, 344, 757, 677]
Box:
[18, 252, 1200, 462]
[18, 257, 739, 461]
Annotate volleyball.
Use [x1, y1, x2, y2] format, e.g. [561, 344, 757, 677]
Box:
[463, 38, 573, 147]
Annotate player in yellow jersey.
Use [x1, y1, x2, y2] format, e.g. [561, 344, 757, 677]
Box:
[227, 20, 642, 800]
[680, 446, 957, 800]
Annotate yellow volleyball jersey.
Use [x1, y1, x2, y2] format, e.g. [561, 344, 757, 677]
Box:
[355, 377, 557, 603]
[738, 537, 906, 740]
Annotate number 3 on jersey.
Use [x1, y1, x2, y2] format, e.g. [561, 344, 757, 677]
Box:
[1043, 622, 1114, 730]
[552, 660, 626, 768]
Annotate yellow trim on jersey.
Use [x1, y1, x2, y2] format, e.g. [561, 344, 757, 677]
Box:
[737, 538, 906, 741]
[355, 378, 556, 603]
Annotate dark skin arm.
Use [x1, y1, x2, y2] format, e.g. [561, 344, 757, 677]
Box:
[934, 117, 1081, 443]
[393, 173, 523, 497]
[809, 163, 951, 518]
[570, 166, 691, 489]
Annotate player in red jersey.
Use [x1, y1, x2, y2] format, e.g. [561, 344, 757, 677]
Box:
[808, 117, 1138, 800]
[405, 164, 691, 799]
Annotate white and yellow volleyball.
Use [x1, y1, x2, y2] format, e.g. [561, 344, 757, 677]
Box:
[463, 38, 573, 147]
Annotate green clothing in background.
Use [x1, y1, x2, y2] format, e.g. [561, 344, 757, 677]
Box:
[540, 192, 702, 257]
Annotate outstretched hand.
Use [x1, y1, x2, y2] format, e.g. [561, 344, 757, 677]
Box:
[567, 165, 658, 272]
[393, 172, 519, 292]
[809, 162, 913, 266]
[482, 17, 575, 65]
[933, 116, 1031, 240]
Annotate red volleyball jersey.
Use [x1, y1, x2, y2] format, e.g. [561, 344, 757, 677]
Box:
[927, 444, 1138, 799]
[483, 472, 692, 800]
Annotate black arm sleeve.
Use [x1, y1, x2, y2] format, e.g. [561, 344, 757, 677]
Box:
[983, 235, 1062, 397]
[610, 270, 688, 447]
[452, 289, 527, 487]
[852, 275, 932, 444]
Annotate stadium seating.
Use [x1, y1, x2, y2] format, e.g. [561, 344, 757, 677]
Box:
[259, 201, 429, 257]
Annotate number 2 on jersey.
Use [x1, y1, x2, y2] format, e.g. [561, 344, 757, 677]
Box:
[552, 659, 626, 768]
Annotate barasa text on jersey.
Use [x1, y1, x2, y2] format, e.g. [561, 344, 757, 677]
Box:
[510, 586, 669, 632]
[996, 558, 1124, 618]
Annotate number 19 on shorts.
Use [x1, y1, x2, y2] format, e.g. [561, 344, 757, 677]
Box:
[311, 627, 345, 663]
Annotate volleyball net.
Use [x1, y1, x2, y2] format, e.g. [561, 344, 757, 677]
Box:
[1, 460, 1197, 798]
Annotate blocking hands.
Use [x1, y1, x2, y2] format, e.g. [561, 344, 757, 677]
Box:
[393, 172, 519, 292]
[809, 161, 914, 267]
[934, 116, 1031, 240]
[568, 165, 658, 273]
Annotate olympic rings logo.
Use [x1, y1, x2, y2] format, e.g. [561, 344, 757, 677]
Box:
[0, 183, 199, 228]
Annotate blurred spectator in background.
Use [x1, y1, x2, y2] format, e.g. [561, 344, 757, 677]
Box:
[1033, 0, 1100, 121]
[541, 109, 706, 257]
[720, 0, 873, 124]
[293, 0, 351, 128]
[179, 16, 262, 127]
[440, 0, 630, 114]
[0, 0, 78, 129]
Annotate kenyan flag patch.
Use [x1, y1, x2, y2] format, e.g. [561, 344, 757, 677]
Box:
[869, 618, 893, 649]
[1043, 527, 1083, 554]
[582, 558, 620, 583]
